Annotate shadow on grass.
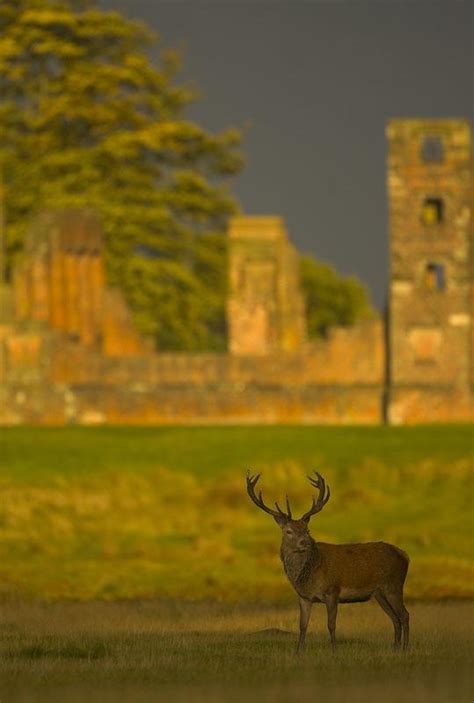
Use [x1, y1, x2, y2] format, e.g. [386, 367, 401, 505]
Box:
[8, 641, 107, 661]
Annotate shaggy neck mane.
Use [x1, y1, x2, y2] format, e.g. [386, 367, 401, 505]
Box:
[281, 537, 320, 591]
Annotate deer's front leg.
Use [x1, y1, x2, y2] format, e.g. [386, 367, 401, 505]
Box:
[296, 597, 312, 654]
[325, 591, 339, 651]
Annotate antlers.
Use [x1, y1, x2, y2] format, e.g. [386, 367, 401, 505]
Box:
[300, 471, 331, 522]
[246, 472, 292, 524]
[246, 470, 330, 524]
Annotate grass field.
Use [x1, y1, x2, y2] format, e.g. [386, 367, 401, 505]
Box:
[0, 599, 472, 702]
[0, 426, 474, 602]
[0, 425, 472, 701]
[2, 424, 471, 481]
[0, 424, 472, 601]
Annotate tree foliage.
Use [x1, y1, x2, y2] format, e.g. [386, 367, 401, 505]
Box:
[0, 0, 242, 350]
[0, 0, 375, 350]
[300, 255, 374, 338]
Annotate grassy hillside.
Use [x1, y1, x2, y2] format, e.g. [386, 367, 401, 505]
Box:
[0, 425, 472, 601]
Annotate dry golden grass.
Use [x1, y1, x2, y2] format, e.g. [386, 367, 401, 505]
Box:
[0, 458, 472, 601]
[1, 426, 471, 699]
[0, 599, 472, 702]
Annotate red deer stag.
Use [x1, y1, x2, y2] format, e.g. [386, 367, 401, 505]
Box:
[246, 471, 409, 651]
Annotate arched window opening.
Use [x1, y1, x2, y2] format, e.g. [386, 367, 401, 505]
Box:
[422, 197, 444, 225]
[421, 136, 444, 163]
[424, 262, 445, 291]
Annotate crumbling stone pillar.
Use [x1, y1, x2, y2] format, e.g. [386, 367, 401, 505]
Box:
[227, 216, 306, 355]
[89, 253, 104, 343]
[50, 249, 66, 330]
[64, 252, 80, 338]
[30, 254, 50, 322]
[13, 260, 31, 321]
[13, 210, 107, 346]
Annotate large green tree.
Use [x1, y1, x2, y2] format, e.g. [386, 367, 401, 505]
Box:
[0, 0, 374, 350]
[300, 255, 374, 338]
[0, 0, 243, 350]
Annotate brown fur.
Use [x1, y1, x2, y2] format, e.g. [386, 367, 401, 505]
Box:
[247, 472, 410, 652]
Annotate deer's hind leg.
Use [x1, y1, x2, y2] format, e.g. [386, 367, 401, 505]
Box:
[383, 588, 409, 650]
[374, 589, 402, 649]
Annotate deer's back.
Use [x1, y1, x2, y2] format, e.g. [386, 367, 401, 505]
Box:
[301, 541, 409, 603]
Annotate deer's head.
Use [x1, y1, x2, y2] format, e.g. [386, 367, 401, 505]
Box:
[246, 471, 330, 552]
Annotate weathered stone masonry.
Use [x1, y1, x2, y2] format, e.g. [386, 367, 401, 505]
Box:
[387, 119, 473, 423]
[0, 119, 472, 424]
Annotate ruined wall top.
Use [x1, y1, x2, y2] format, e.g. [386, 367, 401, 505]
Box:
[386, 119, 471, 170]
[11, 209, 149, 356]
[23, 209, 102, 257]
[227, 215, 307, 355]
[228, 216, 288, 240]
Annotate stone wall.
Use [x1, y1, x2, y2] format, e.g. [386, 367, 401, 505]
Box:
[0, 209, 389, 425]
[0, 383, 383, 426]
[1, 318, 382, 387]
[0, 317, 384, 425]
[388, 386, 473, 425]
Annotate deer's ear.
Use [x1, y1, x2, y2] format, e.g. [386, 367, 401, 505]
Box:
[273, 515, 288, 527]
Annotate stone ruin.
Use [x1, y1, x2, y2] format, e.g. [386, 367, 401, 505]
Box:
[0, 119, 472, 424]
[228, 216, 306, 355]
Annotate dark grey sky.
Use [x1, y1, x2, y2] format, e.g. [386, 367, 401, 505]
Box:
[101, 0, 472, 308]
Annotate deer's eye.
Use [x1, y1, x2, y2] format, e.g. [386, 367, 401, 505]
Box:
[285, 529, 293, 536]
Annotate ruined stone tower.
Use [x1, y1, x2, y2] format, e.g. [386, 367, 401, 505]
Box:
[13, 210, 104, 346]
[386, 119, 473, 423]
[4, 210, 149, 385]
[227, 216, 306, 355]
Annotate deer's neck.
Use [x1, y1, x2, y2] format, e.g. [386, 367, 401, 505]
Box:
[280, 538, 319, 592]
